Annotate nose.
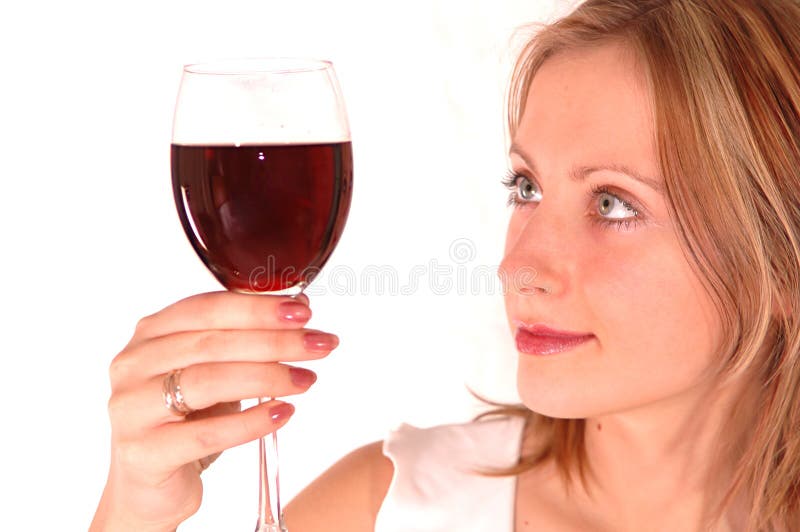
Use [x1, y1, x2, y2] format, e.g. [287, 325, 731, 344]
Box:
[499, 203, 573, 297]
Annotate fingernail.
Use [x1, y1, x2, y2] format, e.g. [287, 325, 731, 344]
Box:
[295, 293, 310, 306]
[303, 331, 339, 352]
[289, 367, 317, 388]
[269, 403, 295, 422]
[278, 301, 311, 322]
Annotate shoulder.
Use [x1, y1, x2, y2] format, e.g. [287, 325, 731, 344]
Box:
[283, 416, 527, 532]
[375, 415, 527, 531]
[283, 439, 393, 532]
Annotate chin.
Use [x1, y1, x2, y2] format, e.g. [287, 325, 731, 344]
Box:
[518, 384, 582, 419]
[518, 395, 589, 419]
[516, 371, 618, 419]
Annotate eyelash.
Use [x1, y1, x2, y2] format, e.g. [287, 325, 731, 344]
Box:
[501, 171, 644, 232]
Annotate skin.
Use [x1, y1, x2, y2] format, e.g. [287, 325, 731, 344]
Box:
[90, 291, 343, 532]
[92, 42, 762, 532]
[500, 42, 758, 530]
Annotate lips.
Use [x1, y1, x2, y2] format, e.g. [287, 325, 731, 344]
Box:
[514, 322, 594, 356]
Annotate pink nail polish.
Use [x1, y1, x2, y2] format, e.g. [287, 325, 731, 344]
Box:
[269, 403, 295, 422]
[278, 301, 311, 322]
[289, 367, 317, 388]
[303, 331, 339, 352]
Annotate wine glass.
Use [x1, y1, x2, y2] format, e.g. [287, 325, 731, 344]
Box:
[170, 57, 353, 532]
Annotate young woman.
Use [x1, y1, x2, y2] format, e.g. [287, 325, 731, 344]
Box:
[91, 0, 800, 530]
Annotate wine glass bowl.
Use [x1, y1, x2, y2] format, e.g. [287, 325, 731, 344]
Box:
[172, 58, 353, 296]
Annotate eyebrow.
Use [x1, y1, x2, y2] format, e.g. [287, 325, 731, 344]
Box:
[509, 144, 664, 195]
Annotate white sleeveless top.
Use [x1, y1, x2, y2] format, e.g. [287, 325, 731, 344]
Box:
[374, 415, 527, 532]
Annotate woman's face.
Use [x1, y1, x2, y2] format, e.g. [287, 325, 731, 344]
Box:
[500, 42, 723, 418]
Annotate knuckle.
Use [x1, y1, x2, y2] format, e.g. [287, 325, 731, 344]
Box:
[256, 363, 281, 390]
[106, 393, 125, 422]
[190, 291, 235, 319]
[134, 313, 156, 337]
[184, 365, 209, 400]
[260, 330, 297, 360]
[192, 329, 226, 355]
[194, 427, 222, 451]
[108, 351, 133, 389]
[190, 293, 217, 316]
[240, 409, 270, 440]
[178, 291, 214, 309]
[259, 330, 282, 355]
[107, 392, 143, 436]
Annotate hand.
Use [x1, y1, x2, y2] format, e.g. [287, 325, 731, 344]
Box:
[90, 291, 337, 532]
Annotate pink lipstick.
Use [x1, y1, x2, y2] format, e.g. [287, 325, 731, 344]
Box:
[514, 323, 594, 356]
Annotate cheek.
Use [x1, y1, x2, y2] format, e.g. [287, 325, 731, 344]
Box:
[591, 236, 720, 365]
[517, 233, 722, 418]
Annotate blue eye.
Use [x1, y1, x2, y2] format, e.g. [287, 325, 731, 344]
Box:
[590, 185, 642, 231]
[501, 172, 539, 207]
[500, 172, 645, 232]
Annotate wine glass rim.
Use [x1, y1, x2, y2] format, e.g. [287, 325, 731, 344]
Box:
[183, 57, 334, 75]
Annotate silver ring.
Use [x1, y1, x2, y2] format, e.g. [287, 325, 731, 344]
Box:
[163, 368, 194, 416]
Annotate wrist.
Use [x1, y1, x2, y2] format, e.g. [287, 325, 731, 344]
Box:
[91, 485, 180, 532]
[90, 514, 176, 532]
[90, 508, 178, 532]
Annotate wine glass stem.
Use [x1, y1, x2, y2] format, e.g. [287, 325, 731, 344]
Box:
[255, 291, 302, 532]
[256, 396, 286, 532]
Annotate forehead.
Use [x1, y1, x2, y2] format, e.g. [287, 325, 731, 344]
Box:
[514, 42, 656, 170]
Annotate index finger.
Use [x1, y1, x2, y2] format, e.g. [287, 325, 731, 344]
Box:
[131, 291, 312, 343]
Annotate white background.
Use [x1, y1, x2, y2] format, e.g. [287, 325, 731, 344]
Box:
[1, 1, 578, 530]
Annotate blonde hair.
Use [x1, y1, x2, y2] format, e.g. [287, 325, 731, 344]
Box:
[490, 0, 800, 529]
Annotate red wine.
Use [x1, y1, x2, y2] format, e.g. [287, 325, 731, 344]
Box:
[171, 142, 353, 292]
